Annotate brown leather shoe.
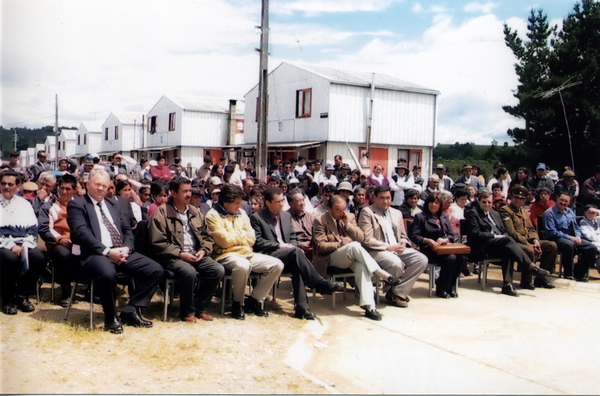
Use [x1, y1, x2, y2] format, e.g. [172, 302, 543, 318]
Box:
[182, 316, 197, 323]
[385, 291, 409, 308]
[196, 311, 214, 321]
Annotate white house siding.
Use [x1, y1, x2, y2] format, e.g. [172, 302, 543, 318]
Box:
[179, 146, 204, 174]
[77, 122, 103, 157]
[146, 97, 182, 148]
[101, 113, 143, 155]
[181, 110, 229, 147]
[370, 89, 435, 146]
[244, 63, 331, 144]
[328, 84, 369, 144]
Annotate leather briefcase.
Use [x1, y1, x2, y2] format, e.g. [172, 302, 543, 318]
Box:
[432, 243, 471, 255]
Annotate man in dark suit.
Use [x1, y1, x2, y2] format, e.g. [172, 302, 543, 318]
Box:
[250, 187, 342, 320]
[67, 169, 164, 334]
[464, 191, 549, 297]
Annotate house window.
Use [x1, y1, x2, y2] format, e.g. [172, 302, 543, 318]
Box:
[77, 135, 81, 145]
[115, 126, 119, 140]
[148, 116, 157, 133]
[296, 88, 312, 118]
[168, 113, 176, 131]
[84, 134, 87, 145]
[105, 128, 109, 140]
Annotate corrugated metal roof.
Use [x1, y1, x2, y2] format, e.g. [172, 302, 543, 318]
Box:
[112, 112, 146, 125]
[283, 62, 440, 95]
[59, 129, 77, 140]
[167, 95, 241, 114]
[79, 121, 103, 132]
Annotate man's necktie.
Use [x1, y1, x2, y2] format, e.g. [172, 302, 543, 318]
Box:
[487, 213, 501, 235]
[97, 202, 124, 248]
[337, 220, 346, 237]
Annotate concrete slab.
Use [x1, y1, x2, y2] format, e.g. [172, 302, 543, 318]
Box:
[284, 267, 600, 394]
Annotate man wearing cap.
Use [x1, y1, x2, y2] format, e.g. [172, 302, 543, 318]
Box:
[338, 163, 352, 183]
[454, 164, 483, 192]
[203, 176, 223, 203]
[500, 186, 557, 289]
[553, 170, 578, 209]
[434, 164, 453, 191]
[529, 163, 555, 191]
[390, 163, 416, 208]
[316, 164, 338, 187]
[581, 165, 600, 207]
[337, 181, 354, 209]
[542, 193, 596, 282]
[30, 150, 52, 182]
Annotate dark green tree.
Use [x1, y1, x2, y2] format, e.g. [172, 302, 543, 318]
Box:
[504, 1, 600, 178]
[549, 0, 600, 176]
[503, 9, 557, 168]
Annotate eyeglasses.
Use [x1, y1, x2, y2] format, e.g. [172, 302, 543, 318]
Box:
[0, 182, 16, 187]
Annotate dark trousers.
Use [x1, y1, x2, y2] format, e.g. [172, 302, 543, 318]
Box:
[518, 240, 558, 282]
[48, 245, 75, 299]
[270, 247, 323, 310]
[165, 257, 225, 318]
[80, 252, 164, 324]
[483, 237, 533, 284]
[424, 250, 466, 292]
[0, 247, 47, 306]
[554, 237, 596, 278]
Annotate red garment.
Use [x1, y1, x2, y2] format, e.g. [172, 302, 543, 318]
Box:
[529, 200, 555, 227]
[150, 166, 173, 181]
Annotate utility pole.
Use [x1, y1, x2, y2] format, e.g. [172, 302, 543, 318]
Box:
[256, 0, 269, 181]
[54, 94, 59, 170]
[12, 128, 18, 151]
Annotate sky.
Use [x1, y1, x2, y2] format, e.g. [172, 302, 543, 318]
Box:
[0, 0, 580, 145]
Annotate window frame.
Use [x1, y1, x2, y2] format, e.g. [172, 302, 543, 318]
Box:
[296, 88, 312, 118]
[168, 112, 176, 131]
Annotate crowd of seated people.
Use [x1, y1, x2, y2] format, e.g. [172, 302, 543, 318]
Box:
[2, 151, 599, 334]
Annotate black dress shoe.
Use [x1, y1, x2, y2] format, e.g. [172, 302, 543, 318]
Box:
[59, 298, 71, 308]
[449, 288, 459, 298]
[231, 301, 245, 320]
[501, 284, 519, 297]
[16, 298, 35, 312]
[565, 275, 575, 280]
[435, 290, 450, 299]
[104, 317, 123, 334]
[528, 264, 550, 277]
[365, 308, 382, 321]
[534, 276, 555, 289]
[576, 276, 590, 283]
[3, 304, 18, 315]
[386, 276, 401, 286]
[136, 307, 153, 327]
[245, 297, 268, 317]
[519, 282, 536, 290]
[315, 280, 344, 295]
[294, 307, 316, 320]
[120, 307, 152, 328]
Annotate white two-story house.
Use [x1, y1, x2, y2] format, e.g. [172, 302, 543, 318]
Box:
[243, 62, 440, 177]
[57, 129, 77, 159]
[75, 122, 103, 163]
[145, 95, 244, 173]
[100, 112, 145, 160]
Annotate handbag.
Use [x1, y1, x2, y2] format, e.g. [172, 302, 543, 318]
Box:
[432, 243, 471, 255]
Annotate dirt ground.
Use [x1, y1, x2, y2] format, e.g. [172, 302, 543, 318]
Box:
[0, 281, 331, 394]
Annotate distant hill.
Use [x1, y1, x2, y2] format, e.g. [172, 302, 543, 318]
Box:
[0, 126, 75, 159]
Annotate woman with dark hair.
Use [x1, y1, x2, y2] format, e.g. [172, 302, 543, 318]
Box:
[210, 163, 224, 181]
[487, 167, 509, 197]
[367, 164, 390, 187]
[150, 154, 173, 181]
[473, 166, 485, 186]
[509, 167, 532, 190]
[116, 180, 144, 223]
[410, 192, 466, 298]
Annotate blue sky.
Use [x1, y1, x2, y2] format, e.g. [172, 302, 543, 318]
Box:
[0, 0, 581, 145]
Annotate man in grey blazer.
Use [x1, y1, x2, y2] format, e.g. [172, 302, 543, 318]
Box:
[359, 185, 428, 307]
[250, 187, 342, 320]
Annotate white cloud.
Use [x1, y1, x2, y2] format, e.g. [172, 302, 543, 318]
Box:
[412, 3, 423, 13]
[463, 2, 500, 14]
[311, 13, 524, 144]
[272, 0, 405, 16]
